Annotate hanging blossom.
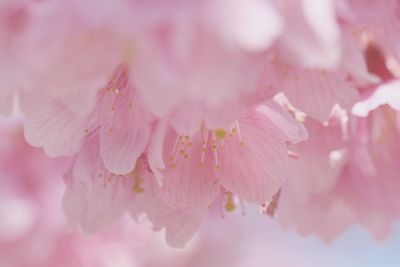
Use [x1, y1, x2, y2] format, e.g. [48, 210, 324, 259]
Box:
[1, 0, 400, 249]
[39, 64, 306, 247]
[276, 44, 400, 241]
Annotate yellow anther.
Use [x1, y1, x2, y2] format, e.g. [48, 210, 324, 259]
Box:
[215, 128, 227, 139]
[180, 150, 185, 154]
[132, 177, 144, 193]
[184, 154, 189, 159]
[215, 165, 221, 171]
[225, 192, 235, 212]
[84, 128, 89, 133]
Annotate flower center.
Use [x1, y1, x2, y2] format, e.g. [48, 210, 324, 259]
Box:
[169, 122, 243, 170]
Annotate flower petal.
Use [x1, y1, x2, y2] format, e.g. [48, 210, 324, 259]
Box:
[99, 89, 152, 174]
[159, 128, 219, 213]
[145, 192, 204, 248]
[23, 102, 93, 157]
[218, 109, 293, 203]
[63, 135, 133, 234]
[257, 101, 308, 143]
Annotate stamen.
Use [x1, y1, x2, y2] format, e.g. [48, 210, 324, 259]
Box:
[170, 135, 181, 165]
[215, 128, 227, 139]
[200, 130, 209, 166]
[235, 121, 243, 146]
[224, 192, 236, 212]
[182, 136, 193, 160]
[262, 189, 281, 218]
[170, 134, 193, 166]
[219, 192, 225, 219]
[239, 197, 246, 216]
[132, 177, 144, 193]
[211, 132, 220, 170]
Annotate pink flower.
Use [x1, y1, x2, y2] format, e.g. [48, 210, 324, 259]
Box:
[24, 65, 155, 175]
[129, 0, 283, 134]
[7, 0, 400, 252]
[341, 0, 400, 61]
[61, 99, 307, 247]
[271, 0, 342, 68]
[157, 101, 307, 213]
[62, 132, 204, 247]
[278, 105, 400, 241]
[0, 0, 132, 116]
[353, 80, 400, 117]
[0, 119, 205, 267]
[277, 115, 355, 240]
[264, 28, 375, 122]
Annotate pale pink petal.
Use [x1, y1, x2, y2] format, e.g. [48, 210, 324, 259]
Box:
[347, 118, 377, 176]
[266, 29, 370, 122]
[278, 186, 355, 241]
[352, 80, 400, 117]
[214, 0, 283, 51]
[145, 194, 205, 248]
[0, 90, 14, 116]
[218, 109, 295, 204]
[63, 136, 133, 234]
[335, 164, 397, 240]
[159, 128, 219, 213]
[147, 119, 167, 186]
[396, 111, 400, 131]
[23, 101, 94, 157]
[130, 3, 272, 132]
[276, 64, 359, 121]
[257, 101, 308, 143]
[27, 1, 130, 116]
[286, 117, 345, 201]
[344, 0, 400, 61]
[166, 75, 278, 134]
[128, 172, 205, 248]
[99, 85, 153, 175]
[273, 0, 341, 68]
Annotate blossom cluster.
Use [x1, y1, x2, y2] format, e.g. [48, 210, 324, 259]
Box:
[1, 0, 400, 247]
